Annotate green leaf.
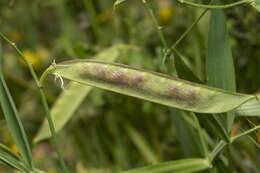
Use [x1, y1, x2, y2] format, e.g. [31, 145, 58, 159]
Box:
[251, 0, 260, 13]
[34, 45, 128, 143]
[0, 143, 30, 173]
[197, 115, 230, 142]
[0, 41, 33, 169]
[174, 51, 202, 84]
[121, 158, 211, 173]
[206, 0, 236, 132]
[47, 59, 259, 115]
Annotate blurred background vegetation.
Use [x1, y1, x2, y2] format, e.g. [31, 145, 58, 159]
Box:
[0, 0, 260, 172]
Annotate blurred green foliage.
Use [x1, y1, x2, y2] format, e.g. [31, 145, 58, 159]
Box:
[0, 0, 260, 172]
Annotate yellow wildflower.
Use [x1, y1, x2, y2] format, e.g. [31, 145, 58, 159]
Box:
[159, 6, 174, 23]
[11, 144, 19, 154]
[21, 50, 40, 68]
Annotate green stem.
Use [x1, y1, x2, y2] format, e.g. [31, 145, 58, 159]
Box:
[231, 124, 260, 143]
[207, 140, 227, 164]
[171, 8, 208, 49]
[39, 89, 69, 173]
[142, 0, 168, 49]
[0, 32, 70, 173]
[39, 63, 56, 88]
[178, 0, 253, 9]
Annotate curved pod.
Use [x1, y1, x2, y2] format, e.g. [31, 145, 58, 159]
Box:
[50, 59, 255, 114]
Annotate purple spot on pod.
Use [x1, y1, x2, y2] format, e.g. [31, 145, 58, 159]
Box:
[165, 84, 198, 107]
[111, 69, 125, 82]
[166, 85, 183, 101]
[93, 65, 107, 79]
[186, 88, 199, 106]
[130, 73, 146, 87]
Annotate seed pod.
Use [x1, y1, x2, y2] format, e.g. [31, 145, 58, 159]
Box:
[45, 59, 257, 114]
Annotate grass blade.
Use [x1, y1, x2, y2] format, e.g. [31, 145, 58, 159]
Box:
[0, 143, 30, 173]
[206, 0, 236, 132]
[0, 41, 33, 169]
[121, 158, 211, 173]
[43, 59, 259, 115]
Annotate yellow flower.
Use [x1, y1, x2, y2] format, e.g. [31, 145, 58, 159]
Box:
[159, 6, 174, 23]
[11, 144, 19, 154]
[21, 50, 41, 68]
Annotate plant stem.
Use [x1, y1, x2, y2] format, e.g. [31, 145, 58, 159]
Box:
[231, 124, 260, 143]
[141, 0, 171, 65]
[142, 0, 169, 49]
[171, 8, 208, 49]
[0, 32, 70, 173]
[207, 140, 227, 164]
[178, 0, 253, 9]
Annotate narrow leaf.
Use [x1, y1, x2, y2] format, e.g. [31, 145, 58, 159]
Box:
[0, 143, 21, 160]
[121, 158, 211, 173]
[34, 45, 127, 143]
[174, 51, 202, 84]
[0, 41, 33, 169]
[0, 143, 30, 173]
[206, 0, 236, 132]
[46, 59, 259, 115]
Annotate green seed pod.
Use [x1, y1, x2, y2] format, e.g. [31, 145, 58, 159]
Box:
[43, 59, 258, 115]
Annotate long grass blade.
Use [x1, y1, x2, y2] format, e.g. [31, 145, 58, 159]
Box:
[206, 0, 237, 132]
[121, 158, 211, 173]
[0, 41, 33, 169]
[0, 143, 30, 173]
